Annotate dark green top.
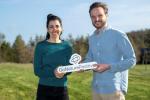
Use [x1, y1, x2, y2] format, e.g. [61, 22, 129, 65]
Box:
[34, 40, 72, 87]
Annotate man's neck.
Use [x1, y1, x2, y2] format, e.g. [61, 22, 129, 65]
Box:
[97, 23, 107, 31]
[95, 23, 108, 34]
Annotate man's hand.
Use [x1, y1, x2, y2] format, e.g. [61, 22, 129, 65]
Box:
[54, 69, 66, 78]
[93, 64, 110, 72]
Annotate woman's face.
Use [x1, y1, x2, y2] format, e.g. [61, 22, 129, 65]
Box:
[47, 20, 62, 39]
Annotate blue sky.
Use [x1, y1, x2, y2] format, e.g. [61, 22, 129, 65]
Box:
[0, 0, 150, 44]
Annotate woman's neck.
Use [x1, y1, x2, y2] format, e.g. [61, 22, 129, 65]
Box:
[48, 37, 61, 43]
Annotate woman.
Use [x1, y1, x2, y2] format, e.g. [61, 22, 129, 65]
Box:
[34, 14, 72, 100]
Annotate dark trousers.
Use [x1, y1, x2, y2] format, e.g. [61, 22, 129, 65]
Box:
[36, 84, 69, 100]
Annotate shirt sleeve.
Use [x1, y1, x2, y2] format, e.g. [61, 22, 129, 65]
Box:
[33, 43, 55, 78]
[110, 33, 136, 72]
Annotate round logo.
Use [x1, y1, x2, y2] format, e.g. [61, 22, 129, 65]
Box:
[69, 53, 81, 65]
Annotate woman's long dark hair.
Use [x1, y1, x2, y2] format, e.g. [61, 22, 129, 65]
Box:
[46, 14, 63, 40]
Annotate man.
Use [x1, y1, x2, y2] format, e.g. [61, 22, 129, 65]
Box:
[84, 2, 136, 100]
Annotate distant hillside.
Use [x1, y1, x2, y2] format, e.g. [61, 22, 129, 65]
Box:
[127, 29, 150, 63]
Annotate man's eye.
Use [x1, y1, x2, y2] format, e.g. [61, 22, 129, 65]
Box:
[48, 26, 53, 29]
[56, 25, 59, 28]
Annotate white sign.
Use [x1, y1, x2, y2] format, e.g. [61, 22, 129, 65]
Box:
[57, 53, 97, 73]
[57, 62, 97, 73]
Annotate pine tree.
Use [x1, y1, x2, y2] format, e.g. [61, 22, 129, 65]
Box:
[12, 35, 27, 63]
[0, 41, 14, 62]
[0, 33, 5, 62]
[0, 33, 5, 46]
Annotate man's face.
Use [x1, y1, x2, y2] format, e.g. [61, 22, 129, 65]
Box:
[90, 7, 107, 29]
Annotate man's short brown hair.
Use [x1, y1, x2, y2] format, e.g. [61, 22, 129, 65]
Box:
[89, 2, 108, 15]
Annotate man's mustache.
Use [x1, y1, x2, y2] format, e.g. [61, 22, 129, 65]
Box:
[94, 21, 102, 23]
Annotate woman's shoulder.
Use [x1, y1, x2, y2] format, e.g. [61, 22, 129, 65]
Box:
[62, 40, 73, 47]
[36, 40, 47, 47]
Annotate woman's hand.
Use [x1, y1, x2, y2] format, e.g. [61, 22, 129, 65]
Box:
[54, 68, 66, 78]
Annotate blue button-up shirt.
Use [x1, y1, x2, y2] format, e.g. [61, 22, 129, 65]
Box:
[84, 26, 136, 94]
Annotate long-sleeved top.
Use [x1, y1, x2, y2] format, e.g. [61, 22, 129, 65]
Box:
[84, 26, 136, 94]
[34, 40, 72, 87]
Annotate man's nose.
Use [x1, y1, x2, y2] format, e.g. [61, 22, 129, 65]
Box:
[95, 17, 100, 21]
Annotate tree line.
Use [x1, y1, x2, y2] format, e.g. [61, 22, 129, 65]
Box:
[0, 34, 43, 63]
[0, 29, 150, 64]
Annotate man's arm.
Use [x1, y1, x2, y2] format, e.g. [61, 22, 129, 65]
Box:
[109, 33, 136, 72]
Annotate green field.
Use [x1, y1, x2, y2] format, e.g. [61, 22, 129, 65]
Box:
[0, 63, 150, 100]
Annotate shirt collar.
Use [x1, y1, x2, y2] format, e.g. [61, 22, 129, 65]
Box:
[94, 23, 111, 35]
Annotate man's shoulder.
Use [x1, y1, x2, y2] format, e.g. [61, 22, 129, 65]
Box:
[107, 28, 127, 38]
[88, 33, 96, 41]
[110, 29, 129, 42]
[107, 28, 125, 34]
[89, 33, 94, 38]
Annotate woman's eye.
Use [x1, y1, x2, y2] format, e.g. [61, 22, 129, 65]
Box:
[48, 25, 60, 29]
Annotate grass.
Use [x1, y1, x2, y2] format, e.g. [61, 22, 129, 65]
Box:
[126, 65, 150, 100]
[0, 63, 150, 100]
[0, 63, 38, 100]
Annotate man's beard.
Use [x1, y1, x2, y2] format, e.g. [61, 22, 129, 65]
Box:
[93, 21, 106, 29]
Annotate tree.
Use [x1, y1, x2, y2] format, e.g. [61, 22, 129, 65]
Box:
[0, 33, 5, 46]
[144, 29, 150, 47]
[67, 34, 88, 58]
[26, 37, 35, 63]
[35, 35, 45, 44]
[12, 35, 27, 63]
[0, 41, 14, 62]
[0, 33, 5, 62]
